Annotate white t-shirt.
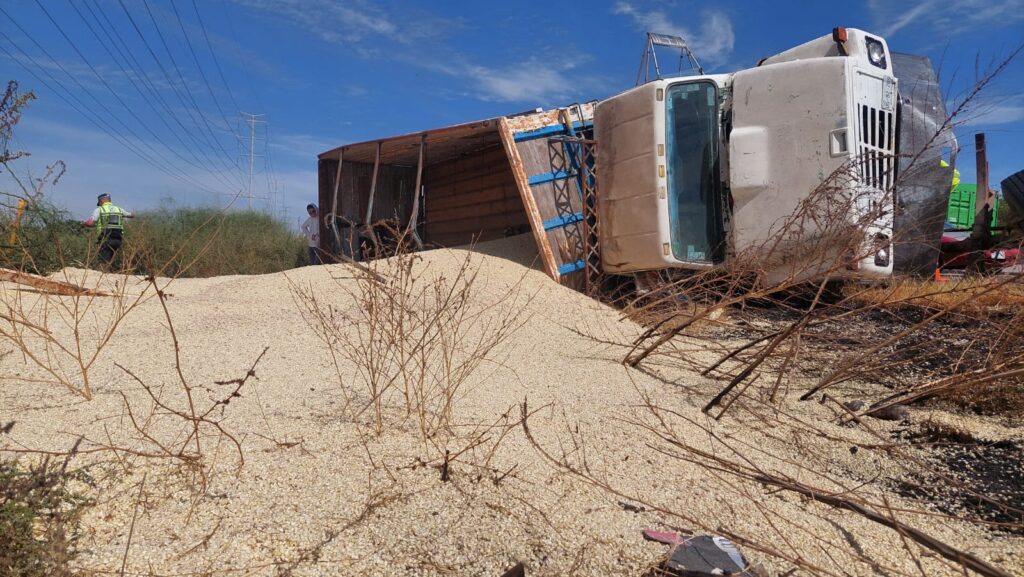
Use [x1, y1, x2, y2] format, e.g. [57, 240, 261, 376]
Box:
[301, 216, 319, 248]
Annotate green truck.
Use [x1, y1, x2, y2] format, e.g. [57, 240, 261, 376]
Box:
[946, 183, 1000, 230]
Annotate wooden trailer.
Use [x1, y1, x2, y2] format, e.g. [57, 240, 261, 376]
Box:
[316, 105, 597, 287]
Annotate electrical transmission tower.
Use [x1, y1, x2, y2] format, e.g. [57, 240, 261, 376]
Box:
[239, 112, 267, 210]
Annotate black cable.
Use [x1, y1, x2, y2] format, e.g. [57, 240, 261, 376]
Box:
[115, 0, 242, 179]
[81, 0, 243, 188]
[31, 0, 243, 192]
[170, 0, 236, 137]
[0, 38, 226, 196]
[190, 0, 241, 115]
[138, 0, 241, 175]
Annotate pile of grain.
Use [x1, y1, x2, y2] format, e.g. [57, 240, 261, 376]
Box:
[0, 235, 1019, 576]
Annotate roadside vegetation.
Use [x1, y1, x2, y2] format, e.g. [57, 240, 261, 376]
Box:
[0, 453, 92, 577]
[1, 202, 307, 277]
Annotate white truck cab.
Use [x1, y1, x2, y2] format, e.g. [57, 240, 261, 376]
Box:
[596, 28, 896, 279]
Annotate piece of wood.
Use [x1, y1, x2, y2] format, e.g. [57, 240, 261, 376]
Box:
[428, 198, 526, 224]
[328, 150, 344, 259]
[499, 117, 558, 280]
[0, 268, 110, 297]
[976, 133, 990, 221]
[427, 171, 517, 201]
[407, 135, 425, 248]
[426, 212, 525, 236]
[364, 142, 381, 225]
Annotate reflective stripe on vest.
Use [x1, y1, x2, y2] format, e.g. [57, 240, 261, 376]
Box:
[96, 203, 125, 237]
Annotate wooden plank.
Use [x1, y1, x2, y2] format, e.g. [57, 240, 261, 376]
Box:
[329, 152, 344, 257]
[427, 212, 526, 234]
[365, 142, 381, 224]
[427, 182, 516, 211]
[425, 154, 512, 190]
[408, 134, 425, 248]
[512, 132, 588, 283]
[428, 199, 526, 224]
[427, 170, 515, 199]
[0, 268, 110, 297]
[428, 230, 508, 246]
[498, 117, 558, 280]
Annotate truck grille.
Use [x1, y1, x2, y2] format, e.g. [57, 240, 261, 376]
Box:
[856, 104, 896, 191]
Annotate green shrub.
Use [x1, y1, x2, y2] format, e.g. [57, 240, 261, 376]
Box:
[0, 200, 89, 274]
[124, 208, 307, 277]
[0, 458, 91, 577]
[1, 204, 307, 277]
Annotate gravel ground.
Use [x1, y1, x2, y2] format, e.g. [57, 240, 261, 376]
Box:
[1, 234, 1021, 576]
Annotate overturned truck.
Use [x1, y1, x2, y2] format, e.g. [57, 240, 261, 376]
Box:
[317, 28, 952, 288]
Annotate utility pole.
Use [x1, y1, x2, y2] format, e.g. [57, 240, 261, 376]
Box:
[240, 112, 265, 210]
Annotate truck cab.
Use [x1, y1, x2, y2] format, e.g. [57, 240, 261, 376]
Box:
[596, 28, 897, 279]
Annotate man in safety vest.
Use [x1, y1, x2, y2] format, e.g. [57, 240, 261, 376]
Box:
[81, 193, 134, 269]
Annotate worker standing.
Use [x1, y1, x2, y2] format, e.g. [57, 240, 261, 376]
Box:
[81, 193, 134, 269]
[301, 203, 322, 265]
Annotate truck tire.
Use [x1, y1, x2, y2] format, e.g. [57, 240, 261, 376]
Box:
[1001, 170, 1024, 232]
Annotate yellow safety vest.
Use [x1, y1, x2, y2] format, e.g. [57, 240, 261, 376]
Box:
[96, 203, 126, 238]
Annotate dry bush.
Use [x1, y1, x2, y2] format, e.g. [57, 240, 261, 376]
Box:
[0, 442, 91, 577]
[849, 275, 1024, 313]
[294, 224, 530, 456]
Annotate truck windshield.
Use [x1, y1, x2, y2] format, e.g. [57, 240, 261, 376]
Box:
[665, 81, 722, 263]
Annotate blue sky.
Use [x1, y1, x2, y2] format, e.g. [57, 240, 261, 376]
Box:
[1, 0, 1022, 226]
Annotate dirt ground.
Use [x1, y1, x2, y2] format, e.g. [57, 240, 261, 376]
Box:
[1, 234, 1021, 576]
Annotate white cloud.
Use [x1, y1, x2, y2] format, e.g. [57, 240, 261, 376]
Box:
[229, 0, 396, 45]
[467, 60, 577, 103]
[957, 95, 1024, 126]
[270, 132, 339, 158]
[868, 0, 1024, 38]
[613, 2, 735, 67]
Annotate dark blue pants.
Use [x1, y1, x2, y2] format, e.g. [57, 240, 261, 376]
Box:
[98, 232, 122, 267]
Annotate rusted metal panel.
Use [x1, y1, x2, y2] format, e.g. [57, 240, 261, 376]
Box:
[319, 119, 502, 165]
[331, 161, 416, 225]
[501, 107, 593, 284]
[503, 104, 595, 133]
[318, 158, 338, 222]
[499, 117, 559, 280]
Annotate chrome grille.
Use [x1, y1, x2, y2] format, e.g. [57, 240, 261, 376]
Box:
[857, 103, 896, 191]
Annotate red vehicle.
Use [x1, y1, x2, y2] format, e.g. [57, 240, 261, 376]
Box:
[939, 223, 1021, 271]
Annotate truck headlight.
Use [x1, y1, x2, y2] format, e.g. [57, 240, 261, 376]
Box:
[873, 233, 891, 267]
[866, 37, 887, 69]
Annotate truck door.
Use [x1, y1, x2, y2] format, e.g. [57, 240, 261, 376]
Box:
[665, 81, 726, 263]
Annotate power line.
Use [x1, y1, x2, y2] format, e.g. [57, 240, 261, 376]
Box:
[29, 0, 243, 192]
[218, 0, 265, 112]
[0, 37, 227, 197]
[114, 0, 242, 180]
[137, 0, 242, 177]
[168, 0, 236, 135]
[80, 0, 244, 189]
[0, 13, 232, 196]
[190, 0, 241, 115]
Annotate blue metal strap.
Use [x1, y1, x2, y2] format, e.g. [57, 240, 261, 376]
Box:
[513, 120, 593, 142]
[528, 169, 571, 186]
[542, 212, 582, 231]
[557, 260, 585, 275]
